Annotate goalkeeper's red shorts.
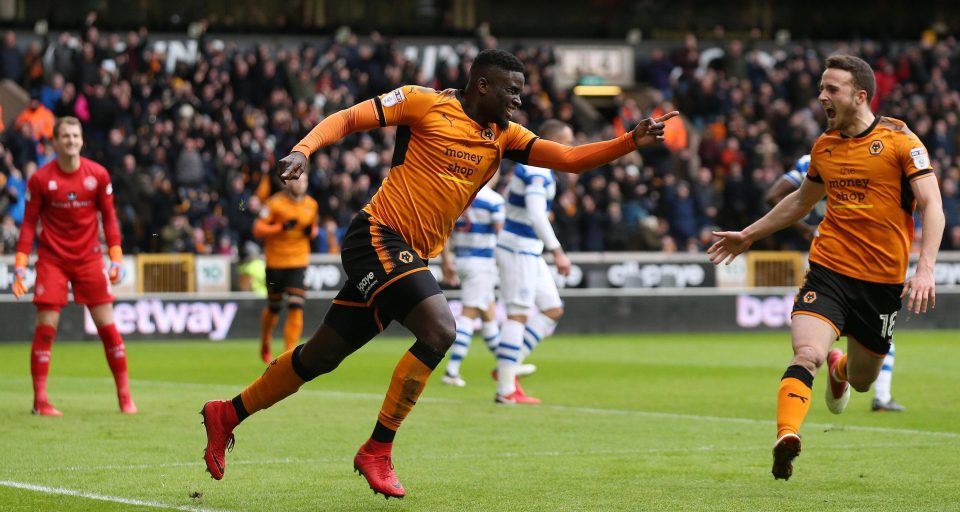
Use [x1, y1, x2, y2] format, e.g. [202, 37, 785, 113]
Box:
[33, 257, 114, 310]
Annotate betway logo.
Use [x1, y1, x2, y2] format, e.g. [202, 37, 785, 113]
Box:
[736, 294, 794, 328]
[84, 299, 237, 340]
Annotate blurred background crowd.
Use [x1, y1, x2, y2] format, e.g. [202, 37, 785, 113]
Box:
[3, 15, 960, 258]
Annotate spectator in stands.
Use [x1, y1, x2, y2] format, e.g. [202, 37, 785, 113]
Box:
[0, 31, 22, 84]
[3, 22, 960, 257]
[0, 211, 17, 254]
[160, 214, 193, 253]
[15, 96, 55, 143]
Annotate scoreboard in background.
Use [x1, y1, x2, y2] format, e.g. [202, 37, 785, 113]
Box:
[554, 45, 635, 89]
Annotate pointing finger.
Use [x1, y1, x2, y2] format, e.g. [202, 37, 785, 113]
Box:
[654, 111, 679, 123]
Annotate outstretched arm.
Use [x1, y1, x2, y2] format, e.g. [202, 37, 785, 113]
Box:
[527, 111, 678, 174]
[708, 178, 825, 265]
[278, 101, 382, 181]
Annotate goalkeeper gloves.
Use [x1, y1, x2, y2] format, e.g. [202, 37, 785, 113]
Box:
[282, 219, 298, 230]
[12, 252, 28, 299]
[108, 246, 125, 284]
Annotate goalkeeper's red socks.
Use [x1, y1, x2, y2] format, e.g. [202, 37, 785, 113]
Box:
[31, 324, 60, 415]
[98, 323, 137, 414]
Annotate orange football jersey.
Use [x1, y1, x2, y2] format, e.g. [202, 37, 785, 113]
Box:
[807, 116, 934, 284]
[292, 85, 639, 260]
[363, 86, 537, 259]
[260, 192, 319, 268]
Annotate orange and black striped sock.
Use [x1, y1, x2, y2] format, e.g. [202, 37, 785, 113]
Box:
[776, 365, 814, 439]
[371, 340, 446, 444]
[260, 307, 280, 354]
[283, 305, 304, 351]
[235, 346, 310, 421]
[833, 353, 849, 382]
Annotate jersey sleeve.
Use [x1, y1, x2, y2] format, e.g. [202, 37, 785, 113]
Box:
[372, 86, 437, 128]
[292, 100, 383, 157]
[502, 122, 539, 164]
[806, 143, 824, 183]
[526, 132, 637, 174]
[897, 131, 934, 180]
[15, 173, 43, 255]
[490, 198, 505, 224]
[96, 167, 122, 248]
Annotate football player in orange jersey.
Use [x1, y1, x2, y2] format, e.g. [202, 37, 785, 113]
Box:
[200, 48, 677, 499]
[709, 54, 943, 480]
[252, 172, 319, 363]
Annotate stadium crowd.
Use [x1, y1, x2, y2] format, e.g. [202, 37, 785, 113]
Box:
[2, 22, 960, 256]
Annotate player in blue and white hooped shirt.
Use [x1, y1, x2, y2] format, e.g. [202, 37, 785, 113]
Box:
[766, 154, 904, 412]
[493, 120, 573, 404]
[440, 181, 506, 387]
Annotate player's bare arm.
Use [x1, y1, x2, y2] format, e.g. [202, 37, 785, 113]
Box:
[709, 178, 825, 265]
[440, 242, 458, 287]
[552, 248, 571, 276]
[525, 111, 680, 174]
[902, 175, 944, 314]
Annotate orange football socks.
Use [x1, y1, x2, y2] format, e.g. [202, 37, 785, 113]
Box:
[260, 307, 280, 356]
[832, 353, 848, 382]
[283, 306, 304, 351]
[239, 348, 306, 415]
[377, 351, 433, 432]
[776, 365, 814, 438]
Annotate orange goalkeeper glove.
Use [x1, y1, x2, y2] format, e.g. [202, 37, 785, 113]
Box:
[12, 252, 28, 299]
[108, 246, 125, 285]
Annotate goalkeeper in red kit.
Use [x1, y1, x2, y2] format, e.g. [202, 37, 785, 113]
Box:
[13, 116, 136, 416]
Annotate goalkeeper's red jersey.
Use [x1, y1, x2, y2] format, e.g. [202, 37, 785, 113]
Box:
[16, 157, 121, 266]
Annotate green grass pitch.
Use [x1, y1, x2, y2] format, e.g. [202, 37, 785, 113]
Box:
[1, 331, 958, 511]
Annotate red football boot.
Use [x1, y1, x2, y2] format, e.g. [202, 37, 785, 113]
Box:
[825, 349, 850, 414]
[495, 389, 542, 404]
[201, 400, 239, 480]
[492, 369, 541, 404]
[353, 440, 405, 499]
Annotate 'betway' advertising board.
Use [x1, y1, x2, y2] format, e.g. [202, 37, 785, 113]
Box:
[82, 300, 238, 340]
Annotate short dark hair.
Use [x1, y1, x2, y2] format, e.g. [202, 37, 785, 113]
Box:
[825, 54, 876, 102]
[471, 49, 524, 74]
[538, 119, 570, 141]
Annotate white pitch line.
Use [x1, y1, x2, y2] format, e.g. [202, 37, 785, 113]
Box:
[3, 375, 959, 439]
[0, 480, 231, 512]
